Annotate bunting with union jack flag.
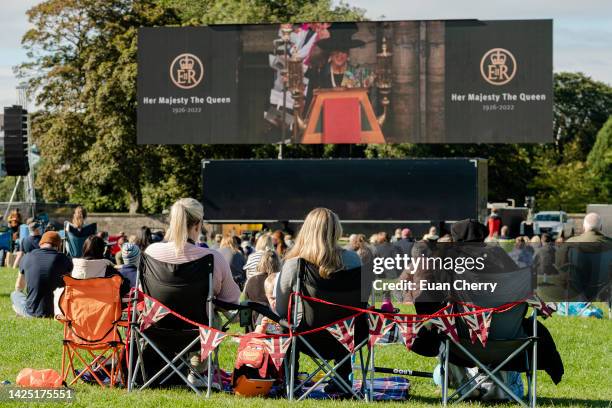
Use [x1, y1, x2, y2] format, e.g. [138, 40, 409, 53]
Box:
[326, 316, 355, 352]
[139, 297, 170, 331]
[199, 327, 227, 361]
[394, 316, 423, 350]
[461, 305, 493, 346]
[263, 336, 292, 370]
[430, 308, 460, 343]
[527, 295, 556, 318]
[368, 314, 396, 347]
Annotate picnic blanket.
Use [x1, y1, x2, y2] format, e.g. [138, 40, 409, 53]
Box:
[306, 376, 410, 400]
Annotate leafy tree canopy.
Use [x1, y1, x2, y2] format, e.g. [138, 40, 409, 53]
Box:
[16, 1, 611, 214]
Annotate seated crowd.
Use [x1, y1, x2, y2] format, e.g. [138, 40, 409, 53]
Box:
[12, 200, 605, 397]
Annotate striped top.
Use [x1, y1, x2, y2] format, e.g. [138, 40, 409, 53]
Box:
[243, 250, 264, 280]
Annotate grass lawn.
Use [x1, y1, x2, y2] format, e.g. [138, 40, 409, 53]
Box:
[0, 266, 610, 407]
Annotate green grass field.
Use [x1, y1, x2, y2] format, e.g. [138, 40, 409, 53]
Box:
[0, 266, 610, 407]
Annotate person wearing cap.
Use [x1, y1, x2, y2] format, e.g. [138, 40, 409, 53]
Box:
[11, 220, 42, 269]
[119, 243, 141, 289]
[23, 220, 42, 253]
[11, 231, 73, 318]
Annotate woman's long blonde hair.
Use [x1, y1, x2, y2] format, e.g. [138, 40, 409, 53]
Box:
[165, 198, 203, 254]
[220, 235, 240, 253]
[72, 206, 87, 229]
[285, 207, 343, 278]
[257, 249, 281, 275]
[255, 233, 273, 252]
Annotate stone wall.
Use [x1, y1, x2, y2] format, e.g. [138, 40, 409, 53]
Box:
[87, 213, 169, 236]
[86, 213, 222, 237]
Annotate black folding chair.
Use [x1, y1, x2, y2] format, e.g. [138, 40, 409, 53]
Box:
[126, 253, 217, 396]
[286, 258, 372, 401]
[439, 266, 540, 407]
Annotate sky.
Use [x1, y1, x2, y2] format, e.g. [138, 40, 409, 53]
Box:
[0, 0, 611, 109]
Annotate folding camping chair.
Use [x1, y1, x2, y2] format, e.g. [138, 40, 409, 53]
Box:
[126, 253, 217, 396]
[563, 245, 612, 318]
[64, 222, 97, 258]
[286, 258, 372, 401]
[439, 266, 539, 407]
[0, 230, 12, 251]
[57, 275, 126, 387]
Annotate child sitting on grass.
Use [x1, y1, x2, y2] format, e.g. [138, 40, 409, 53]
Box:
[254, 272, 282, 335]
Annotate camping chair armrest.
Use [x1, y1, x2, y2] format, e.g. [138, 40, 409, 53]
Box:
[485, 336, 539, 342]
[213, 299, 290, 329]
[245, 301, 289, 329]
[213, 299, 243, 311]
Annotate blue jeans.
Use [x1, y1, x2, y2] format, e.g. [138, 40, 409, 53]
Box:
[10, 291, 31, 317]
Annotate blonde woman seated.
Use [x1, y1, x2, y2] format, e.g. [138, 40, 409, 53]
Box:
[141, 198, 240, 388]
[275, 207, 364, 396]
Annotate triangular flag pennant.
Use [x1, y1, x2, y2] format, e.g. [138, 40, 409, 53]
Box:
[394, 316, 423, 350]
[430, 308, 460, 343]
[326, 316, 355, 352]
[139, 297, 170, 331]
[199, 327, 227, 361]
[263, 336, 292, 370]
[527, 295, 556, 318]
[367, 314, 396, 347]
[461, 305, 493, 347]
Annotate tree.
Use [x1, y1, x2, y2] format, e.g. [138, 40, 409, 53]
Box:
[586, 116, 612, 201]
[365, 73, 612, 208]
[158, 0, 364, 24]
[19, 0, 179, 212]
[553, 72, 612, 161]
[19, 0, 364, 213]
[20, 2, 609, 214]
[532, 116, 611, 212]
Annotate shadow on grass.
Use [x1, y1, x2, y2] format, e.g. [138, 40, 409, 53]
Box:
[537, 397, 611, 407]
[407, 394, 611, 407]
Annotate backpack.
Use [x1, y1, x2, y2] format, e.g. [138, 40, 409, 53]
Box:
[232, 334, 281, 396]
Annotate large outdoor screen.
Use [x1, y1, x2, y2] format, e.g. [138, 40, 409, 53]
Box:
[138, 20, 552, 144]
[201, 158, 487, 223]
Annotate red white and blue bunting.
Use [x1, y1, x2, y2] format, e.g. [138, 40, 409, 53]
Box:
[394, 316, 422, 350]
[325, 316, 356, 352]
[133, 290, 556, 363]
[429, 308, 460, 343]
[263, 336, 292, 370]
[139, 297, 170, 332]
[527, 295, 557, 318]
[199, 327, 227, 361]
[461, 305, 493, 346]
[367, 314, 397, 347]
